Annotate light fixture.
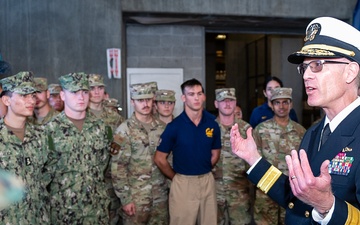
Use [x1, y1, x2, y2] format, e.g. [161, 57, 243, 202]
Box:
[216, 34, 226, 40]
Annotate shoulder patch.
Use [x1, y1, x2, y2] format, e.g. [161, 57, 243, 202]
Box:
[110, 142, 121, 155]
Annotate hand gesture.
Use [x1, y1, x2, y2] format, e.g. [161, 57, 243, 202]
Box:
[230, 124, 261, 166]
[286, 150, 334, 214]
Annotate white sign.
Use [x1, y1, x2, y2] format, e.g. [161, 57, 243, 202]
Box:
[106, 48, 121, 79]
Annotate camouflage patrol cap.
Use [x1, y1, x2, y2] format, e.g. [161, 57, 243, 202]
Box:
[88, 74, 106, 87]
[155, 89, 176, 102]
[103, 98, 118, 107]
[270, 87, 292, 101]
[130, 82, 154, 100]
[59, 72, 89, 92]
[48, 83, 62, 94]
[145, 81, 158, 94]
[34, 77, 48, 92]
[215, 88, 236, 101]
[0, 71, 38, 94]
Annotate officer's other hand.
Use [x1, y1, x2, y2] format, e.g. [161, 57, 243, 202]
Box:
[286, 149, 333, 214]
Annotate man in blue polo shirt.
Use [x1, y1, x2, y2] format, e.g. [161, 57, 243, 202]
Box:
[154, 78, 221, 225]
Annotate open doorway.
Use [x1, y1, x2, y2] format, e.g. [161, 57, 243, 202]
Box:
[205, 33, 321, 128]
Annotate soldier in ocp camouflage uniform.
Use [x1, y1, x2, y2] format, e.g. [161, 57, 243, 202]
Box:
[88, 73, 124, 132]
[253, 87, 306, 225]
[48, 83, 64, 112]
[0, 71, 50, 224]
[111, 82, 168, 225]
[44, 72, 112, 224]
[145, 81, 158, 115]
[213, 88, 252, 225]
[154, 89, 176, 124]
[104, 98, 121, 115]
[28, 77, 59, 125]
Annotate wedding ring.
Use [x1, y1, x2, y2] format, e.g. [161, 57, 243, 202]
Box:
[291, 175, 297, 180]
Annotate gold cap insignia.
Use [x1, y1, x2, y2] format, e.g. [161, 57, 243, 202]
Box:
[304, 23, 320, 42]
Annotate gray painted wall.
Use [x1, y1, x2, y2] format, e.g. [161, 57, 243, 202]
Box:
[122, 0, 357, 19]
[126, 24, 205, 86]
[0, 0, 125, 114]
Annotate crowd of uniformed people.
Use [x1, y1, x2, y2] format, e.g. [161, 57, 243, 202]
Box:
[0, 62, 304, 225]
[1, 15, 360, 225]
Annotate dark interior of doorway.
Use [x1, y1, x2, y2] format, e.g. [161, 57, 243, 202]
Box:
[205, 33, 321, 128]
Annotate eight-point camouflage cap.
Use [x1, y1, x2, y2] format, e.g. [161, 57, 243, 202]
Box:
[155, 89, 176, 102]
[59, 72, 89, 92]
[103, 98, 118, 107]
[215, 88, 236, 101]
[270, 87, 292, 101]
[0, 71, 38, 94]
[88, 74, 106, 87]
[130, 82, 154, 100]
[48, 83, 62, 94]
[145, 81, 158, 94]
[34, 77, 48, 92]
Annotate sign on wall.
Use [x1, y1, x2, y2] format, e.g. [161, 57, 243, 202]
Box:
[107, 48, 121, 79]
[126, 68, 184, 118]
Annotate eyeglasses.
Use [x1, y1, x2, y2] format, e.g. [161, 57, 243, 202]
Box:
[297, 60, 349, 76]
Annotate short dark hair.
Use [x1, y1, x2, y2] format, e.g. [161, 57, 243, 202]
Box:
[263, 76, 283, 91]
[180, 78, 204, 94]
[0, 90, 13, 98]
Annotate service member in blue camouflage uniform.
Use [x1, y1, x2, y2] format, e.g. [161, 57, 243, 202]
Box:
[253, 87, 306, 225]
[87, 73, 124, 225]
[111, 82, 168, 225]
[28, 77, 59, 125]
[0, 71, 50, 224]
[231, 17, 360, 225]
[45, 72, 112, 224]
[213, 88, 252, 225]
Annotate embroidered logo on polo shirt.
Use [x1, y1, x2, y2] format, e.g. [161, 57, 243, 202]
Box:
[205, 128, 214, 138]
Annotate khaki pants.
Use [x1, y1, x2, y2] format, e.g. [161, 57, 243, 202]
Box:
[169, 172, 217, 225]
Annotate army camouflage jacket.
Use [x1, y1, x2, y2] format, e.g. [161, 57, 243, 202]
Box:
[88, 106, 124, 132]
[44, 111, 112, 224]
[213, 117, 251, 184]
[0, 118, 49, 224]
[111, 113, 167, 206]
[253, 118, 306, 174]
[27, 107, 59, 125]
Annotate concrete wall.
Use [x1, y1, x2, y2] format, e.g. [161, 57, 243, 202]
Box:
[0, 0, 125, 114]
[126, 24, 205, 89]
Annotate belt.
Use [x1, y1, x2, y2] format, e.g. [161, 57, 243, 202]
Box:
[176, 172, 210, 178]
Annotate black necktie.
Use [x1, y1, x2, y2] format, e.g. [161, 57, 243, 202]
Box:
[321, 123, 331, 146]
